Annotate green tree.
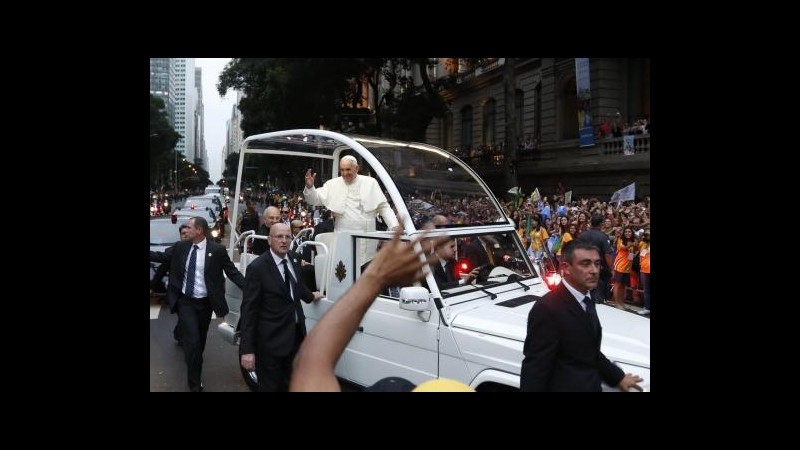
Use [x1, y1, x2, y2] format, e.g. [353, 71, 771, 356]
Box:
[217, 58, 451, 141]
[222, 151, 241, 181]
[150, 94, 181, 189]
[218, 59, 368, 136]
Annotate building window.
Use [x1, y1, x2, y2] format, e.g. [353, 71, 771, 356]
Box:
[515, 89, 524, 139]
[534, 83, 542, 141]
[461, 105, 473, 150]
[442, 110, 453, 150]
[559, 76, 578, 141]
[482, 98, 496, 147]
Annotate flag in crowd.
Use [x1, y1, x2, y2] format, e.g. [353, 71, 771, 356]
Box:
[531, 187, 540, 203]
[610, 182, 636, 203]
[525, 214, 532, 238]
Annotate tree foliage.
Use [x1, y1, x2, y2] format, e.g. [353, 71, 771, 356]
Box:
[150, 95, 181, 189]
[150, 95, 181, 170]
[217, 58, 451, 141]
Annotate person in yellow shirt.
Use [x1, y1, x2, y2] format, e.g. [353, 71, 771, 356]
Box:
[517, 222, 529, 250]
[528, 216, 549, 261]
[557, 223, 577, 262]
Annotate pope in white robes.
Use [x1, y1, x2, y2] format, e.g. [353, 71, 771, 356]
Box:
[303, 155, 400, 265]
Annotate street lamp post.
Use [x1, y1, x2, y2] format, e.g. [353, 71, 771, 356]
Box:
[174, 151, 178, 197]
[175, 161, 197, 195]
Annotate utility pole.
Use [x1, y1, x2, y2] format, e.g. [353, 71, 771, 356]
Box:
[503, 58, 518, 193]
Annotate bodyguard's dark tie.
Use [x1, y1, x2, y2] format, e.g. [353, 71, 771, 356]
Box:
[281, 259, 292, 297]
[185, 244, 199, 298]
[282, 259, 300, 323]
[583, 296, 599, 335]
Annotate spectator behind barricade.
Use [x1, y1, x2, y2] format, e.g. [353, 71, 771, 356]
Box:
[558, 216, 570, 233]
[577, 212, 589, 233]
[540, 200, 551, 225]
[546, 217, 558, 236]
[517, 220, 529, 249]
[638, 231, 650, 315]
[527, 216, 549, 262]
[611, 226, 636, 309]
[602, 217, 614, 239]
[612, 112, 623, 137]
[557, 223, 577, 263]
[599, 118, 612, 138]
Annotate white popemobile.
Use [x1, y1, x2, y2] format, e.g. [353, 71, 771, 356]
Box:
[220, 129, 650, 392]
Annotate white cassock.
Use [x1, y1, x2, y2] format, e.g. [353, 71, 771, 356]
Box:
[304, 174, 399, 265]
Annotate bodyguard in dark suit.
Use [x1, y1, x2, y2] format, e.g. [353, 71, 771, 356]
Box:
[150, 216, 245, 392]
[239, 223, 322, 392]
[520, 239, 643, 392]
[429, 238, 479, 290]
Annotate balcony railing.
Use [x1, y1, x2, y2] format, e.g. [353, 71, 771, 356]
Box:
[446, 133, 650, 174]
[600, 134, 650, 156]
[456, 58, 505, 84]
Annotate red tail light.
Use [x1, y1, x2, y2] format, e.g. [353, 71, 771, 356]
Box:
[543, 271, 562, 290]
[456, 258, 471, 278]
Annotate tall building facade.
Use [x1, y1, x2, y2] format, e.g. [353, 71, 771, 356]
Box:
[149, 58, 173, 122]
[422, 58, 650, 200]
[150, 58, 206, 170]
[171, 58, 196, 162]
[194, 67, 207, 170]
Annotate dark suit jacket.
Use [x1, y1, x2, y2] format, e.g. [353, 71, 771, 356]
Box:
[239, 252, 316, 358]
[464, 237, 490, 269]
[150, 240, 245, 317]
[251, 223, 269, 255]
[520, 283, 624, 392]
[432, 260, 460, 290]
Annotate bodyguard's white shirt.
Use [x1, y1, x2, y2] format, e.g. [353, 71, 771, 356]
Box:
[271, 249, 299, 322]
[561, 278, 592, 312]
[270, 249, 297, 299]
[184, 238, 208, 298]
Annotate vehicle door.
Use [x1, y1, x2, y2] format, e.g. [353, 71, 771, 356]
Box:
[341, 235, 441, 387]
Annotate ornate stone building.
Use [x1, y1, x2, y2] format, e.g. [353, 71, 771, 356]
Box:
[424, 58, 650, 201]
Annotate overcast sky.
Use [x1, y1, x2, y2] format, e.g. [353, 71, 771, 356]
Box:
[196, 58, 234, 182]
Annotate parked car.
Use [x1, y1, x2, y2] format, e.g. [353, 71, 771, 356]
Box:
[220, 129, 650, 392]
[149, 215, 190, 293]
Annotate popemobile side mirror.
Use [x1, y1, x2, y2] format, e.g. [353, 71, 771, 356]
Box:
[399, 287, 431, 312]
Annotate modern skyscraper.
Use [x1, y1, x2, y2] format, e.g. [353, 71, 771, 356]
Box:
[149, 58, 196, 159]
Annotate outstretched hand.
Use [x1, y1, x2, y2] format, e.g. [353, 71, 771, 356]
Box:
[305, 169, 316, 189]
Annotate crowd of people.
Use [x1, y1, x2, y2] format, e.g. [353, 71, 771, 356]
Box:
[231, 175, 651, 318]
